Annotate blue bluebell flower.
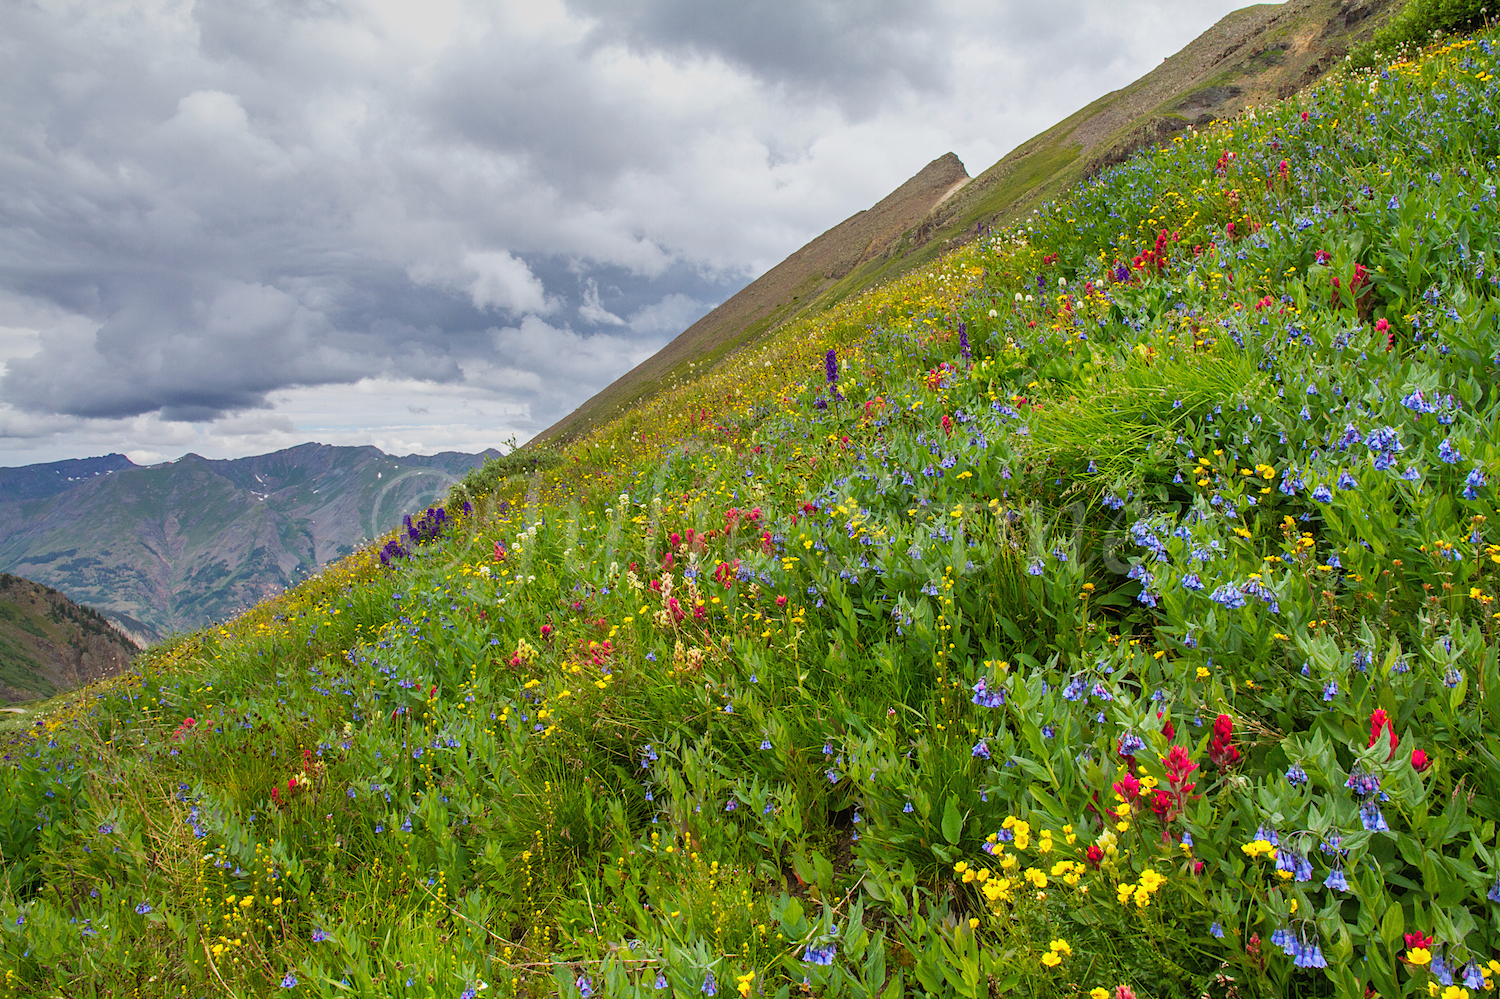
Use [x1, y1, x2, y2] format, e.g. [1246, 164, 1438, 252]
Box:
[1294, 940, 1327, 969]
[1402, 389, 1434, 413]
[1242, 578, 1279, 613]
[803, 942, 837, 966]
[1431, 951, 1453, 987]
[1324, 867, 1348, 891]
[1359, 802, 1389, 832]
[1208, 582, 1246, 609]
[1286, 764, 1308, 786]
[1346, 765, 1380, 797]
[971, 740, 991, 760]
[1312, 484, 1333, 503]
[971, 678, 1005, 708]
[702, 971, 717, 995]
[1464, 465, 1487, 499]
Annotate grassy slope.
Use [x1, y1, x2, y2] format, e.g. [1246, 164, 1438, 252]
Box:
[6, 25, 1500, 999]
[0, 574, 136, 702]
[530, 153, 972, 446]
[535, 0, 1398, 447]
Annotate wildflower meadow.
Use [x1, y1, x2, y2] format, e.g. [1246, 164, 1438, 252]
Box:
[5, 27, 1500, 999]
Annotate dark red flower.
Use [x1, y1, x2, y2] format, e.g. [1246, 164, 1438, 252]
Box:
[1086, 844, 1104, 866]
[1404, 932, 1434, 951]
[1411, 748, 1431, 772]
[1208, 714, 1240, 767]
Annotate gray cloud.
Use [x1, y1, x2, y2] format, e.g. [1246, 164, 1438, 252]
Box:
[0, 0, 1246, 465]
[566, 0, 949, 114]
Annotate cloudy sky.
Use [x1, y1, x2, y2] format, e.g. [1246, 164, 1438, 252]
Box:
[0, 0, 1247, 467]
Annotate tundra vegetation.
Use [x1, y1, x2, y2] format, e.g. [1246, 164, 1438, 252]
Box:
[5, 25, 1500, 999]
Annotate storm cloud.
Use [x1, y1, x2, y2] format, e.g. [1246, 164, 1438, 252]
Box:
[0, 0, 1245, 465]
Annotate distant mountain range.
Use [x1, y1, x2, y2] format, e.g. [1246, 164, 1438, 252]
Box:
[536, 0, 1393, 444]
[0, 573, 136, 703]
[0, 443, 499, 641]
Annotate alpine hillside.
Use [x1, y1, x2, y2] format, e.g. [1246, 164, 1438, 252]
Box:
[536, 0, 1396, 445]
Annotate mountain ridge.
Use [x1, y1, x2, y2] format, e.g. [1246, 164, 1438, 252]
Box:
[0, 572, 136, 703]
[0, 443, 500, 639]
[534, 0, 1395, 445]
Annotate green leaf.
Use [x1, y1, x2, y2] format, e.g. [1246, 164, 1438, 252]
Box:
[941, 795, 963, 845]
[1380, 899, 1404, 951]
